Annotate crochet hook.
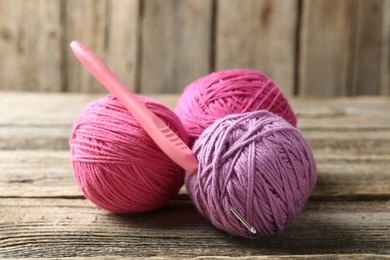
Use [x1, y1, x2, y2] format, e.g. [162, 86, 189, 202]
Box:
[70, 41, 198, 174]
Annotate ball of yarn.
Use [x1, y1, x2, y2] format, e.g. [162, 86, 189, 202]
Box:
[185, 111, 316, 238]
[70, 95, 189, 213]
[176, 69, 297, 145]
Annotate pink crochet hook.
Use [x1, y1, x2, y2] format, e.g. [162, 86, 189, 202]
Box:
[70, 41, 198, 174]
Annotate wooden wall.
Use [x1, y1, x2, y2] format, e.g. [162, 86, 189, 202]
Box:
[0, 0, 388, 96]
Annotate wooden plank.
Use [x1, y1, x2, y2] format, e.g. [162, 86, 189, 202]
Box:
[1, 150, 390, 200]
[0, 126, 70, 150]
[1, 93, 390, 126]
[0, 93, 104, 126]
[381, 0, 390, 96]
[64, 0, 109, 93]
[0, 93, 181, 126]
[305, 130, 390, 155]
[0, 151, 80, 198]
[0, 199, 389, 257]
[6, 114, 390, 132]
[104, 0, 140, 93]
[1, 255, 389, 260]
[1, 95, 389, 258]
[0, 0, 62, 92]
[1, 94, 390, 155]
[1, 94, 390, 151]
[140, 0, 212, 93]
[299, 0, 355, 97]
[215, 0, 298, 96]
[351, 0, 384, 95]
[291, 98, 390, 117]
[2, 124, 390, 152]
[312, 152, 390, 199]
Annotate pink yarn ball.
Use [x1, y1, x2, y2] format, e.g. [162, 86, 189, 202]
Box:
[185, 111, 316, 238]
[176, 69, 297, 145]
[70, 95, 189, 213]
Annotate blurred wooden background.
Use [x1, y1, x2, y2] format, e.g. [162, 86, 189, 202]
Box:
[0, 0, 388, 97]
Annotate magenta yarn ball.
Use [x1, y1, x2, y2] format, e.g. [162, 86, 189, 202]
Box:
[176, 69, 297, 145]
[70, 95, 189, 213]
[185, 111, 316, 238]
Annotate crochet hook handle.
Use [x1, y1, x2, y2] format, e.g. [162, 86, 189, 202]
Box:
[70, 41, 198, 174]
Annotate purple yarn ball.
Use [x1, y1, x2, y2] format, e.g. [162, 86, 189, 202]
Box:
[185, 110, 317, 238]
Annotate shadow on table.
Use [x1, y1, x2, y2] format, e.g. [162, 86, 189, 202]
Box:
[106, 200, 377, 255]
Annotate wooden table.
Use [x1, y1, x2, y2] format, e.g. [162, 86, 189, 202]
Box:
[1, 93, 389, 259]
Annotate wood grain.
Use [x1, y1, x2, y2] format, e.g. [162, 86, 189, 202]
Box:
[1, 150, 390, 200]
[1, 94, 390, 200]
[0, 199, 389, 257]
[0, 96, 389, 201]
[299, 0, 355, 97]
[1, 93, 390, 258]
[140, 0, 212, 93]
[0, 255, 389, 260]
[0, 0, 388, 97]
[64, 0, 109, 93]
[313, 152, 390, 199]
[2, 125, 390, 152]
[0, 92, 180, 126]
[1, 94, 390, 151]
[0, 0, 62, 92]
[0, 92, 104, 126]
[215, 0, 298, 96]
[351, 0, 384, 95]
[2, 93, 390, 126]
[0, 151, 79, 198]
[381, 0, 390, 96]
[104, 0, 140, 92]
[64, 0, 139, 93]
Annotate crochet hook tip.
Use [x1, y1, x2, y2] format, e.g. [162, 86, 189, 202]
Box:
[229, 204, 257, 234]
